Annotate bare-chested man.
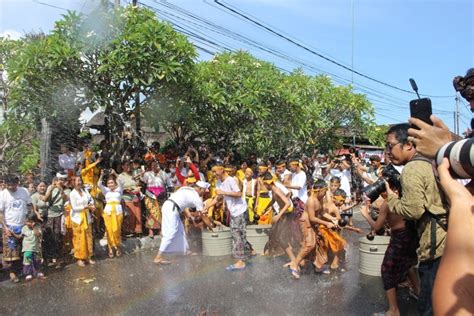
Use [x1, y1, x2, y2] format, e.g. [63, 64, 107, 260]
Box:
[306, 180, 346, 274]
[242, 168, 257, 223]
[254, 163, 273, 224]
[361, 194, 420, 316]
[261, 172, 302, 277]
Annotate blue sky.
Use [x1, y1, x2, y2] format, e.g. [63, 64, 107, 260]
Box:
[1, 0, 473, 132]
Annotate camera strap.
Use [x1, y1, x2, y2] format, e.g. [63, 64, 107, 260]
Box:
[409, 155, 449, 261]
[409, 155, 450, 211]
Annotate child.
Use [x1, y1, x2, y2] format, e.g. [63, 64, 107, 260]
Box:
[332, 189, 356, 226]
[22, 213, 45, 281]
[329, 176, 341, 195]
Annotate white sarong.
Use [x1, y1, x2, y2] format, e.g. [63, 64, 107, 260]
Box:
[159, 200, 189, 253]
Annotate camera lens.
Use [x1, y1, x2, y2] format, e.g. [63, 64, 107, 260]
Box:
[361, 178, 386, 202]
[436, 138, 474, 179]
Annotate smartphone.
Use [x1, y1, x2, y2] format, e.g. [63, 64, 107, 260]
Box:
[409, 98, 432, 128]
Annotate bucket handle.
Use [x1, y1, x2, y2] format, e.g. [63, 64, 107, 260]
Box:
[369, 246, 378, 252]
[211, 234, 219, 238]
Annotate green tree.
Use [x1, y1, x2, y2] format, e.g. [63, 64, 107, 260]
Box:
[183, 51, 376, 157]
[6, 5, 196, 169]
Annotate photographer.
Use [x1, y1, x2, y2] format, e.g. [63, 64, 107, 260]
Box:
[384, 123, 448, 315]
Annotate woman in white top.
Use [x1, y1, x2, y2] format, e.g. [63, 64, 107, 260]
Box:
[98, 170, 124, 258]
[69, 176, 96, 266]
[142, 161, 167, 238]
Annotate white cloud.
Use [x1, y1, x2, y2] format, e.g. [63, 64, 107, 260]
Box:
[0, 29, 22, 40]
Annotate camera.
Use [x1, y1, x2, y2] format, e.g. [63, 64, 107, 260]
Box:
[362, 164, 401, 202]
[435, 138, 474, 179]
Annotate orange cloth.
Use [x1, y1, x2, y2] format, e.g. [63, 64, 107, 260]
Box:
[318, 225, 346, 253]
[145, 152, 166, 164]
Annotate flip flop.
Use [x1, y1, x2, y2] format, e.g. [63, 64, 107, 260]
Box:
[288, 267, 300, 279]
[225, 264, 246, 272]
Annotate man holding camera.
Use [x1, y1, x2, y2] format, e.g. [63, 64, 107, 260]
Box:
[384, 123, 448, 316]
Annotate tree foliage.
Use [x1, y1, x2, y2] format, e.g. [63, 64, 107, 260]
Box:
[1, 6, 382, 174]
[3, 5, 196, 172]
[180, 51, 377, 157]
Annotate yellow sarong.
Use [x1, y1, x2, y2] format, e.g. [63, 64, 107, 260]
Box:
[72, 209, 93, 260]
[103, 201, 123, 248]
[256, 195, 272, 225]
[245, 196, 255, 222]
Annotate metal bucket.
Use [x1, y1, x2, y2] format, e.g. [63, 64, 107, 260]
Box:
[359, 235, 390, 277]
[246, 224, 271, 254]
[202, 227, 232, 256]
[187, 229, 202, 253]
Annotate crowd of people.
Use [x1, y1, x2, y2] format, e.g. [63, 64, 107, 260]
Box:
[1, 68, 473, 316]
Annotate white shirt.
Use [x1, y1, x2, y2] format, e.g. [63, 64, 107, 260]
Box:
[279, 169, 291, 183]
[98, 182, 123, 215]
[142, 170, 167, 188]
[58, 153, 76, 171]
[0, 187, 31, 226]
[291, 171, 308, 203]
[330, 168, 352, 197]
[168, 187, 204, 212]
[69, 188, 93, 225]
[273, 182, 292, 213]
[166, 173, 179, 188]
[217, 176, 247, 217]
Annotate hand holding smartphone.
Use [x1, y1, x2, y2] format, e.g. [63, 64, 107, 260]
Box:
[409, 98, 433, 129]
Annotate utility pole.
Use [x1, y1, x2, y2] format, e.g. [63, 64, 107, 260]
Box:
[115, 0, 120, 8]
[351, 0, 355, 84]
[455, 95, 460, 135]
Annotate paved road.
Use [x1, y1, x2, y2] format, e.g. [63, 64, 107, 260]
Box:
[0, 214, 418, 315]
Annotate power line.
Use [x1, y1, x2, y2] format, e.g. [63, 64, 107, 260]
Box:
[213, 0, 455, 99]
[145, 0, 455, 117]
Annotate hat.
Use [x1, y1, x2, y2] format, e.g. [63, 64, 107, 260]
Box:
[196, 181, 210, 190]
[56, 172, 68, 179]
[317, 153, 326, 158]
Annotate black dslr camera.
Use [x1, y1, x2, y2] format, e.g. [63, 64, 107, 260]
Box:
[362, 164, 401, 202]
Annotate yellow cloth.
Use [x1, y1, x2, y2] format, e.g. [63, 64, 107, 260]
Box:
[103, 201, 123, 248]
[236, 170, 246, 182]
[144, 196, 161, 229]
[245, 196, 255, 222]
[256, 196, 272, 225]
[72, 209, 93, 260]
[208, 204, 225, 223]
[207, 171, 217, 198]
[318, 225, 346, 253]
[64, 203, 72, 229]
[81, 161, 99, 188]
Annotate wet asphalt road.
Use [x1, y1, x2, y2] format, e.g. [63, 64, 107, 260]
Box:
[0, 214, 418, 316]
